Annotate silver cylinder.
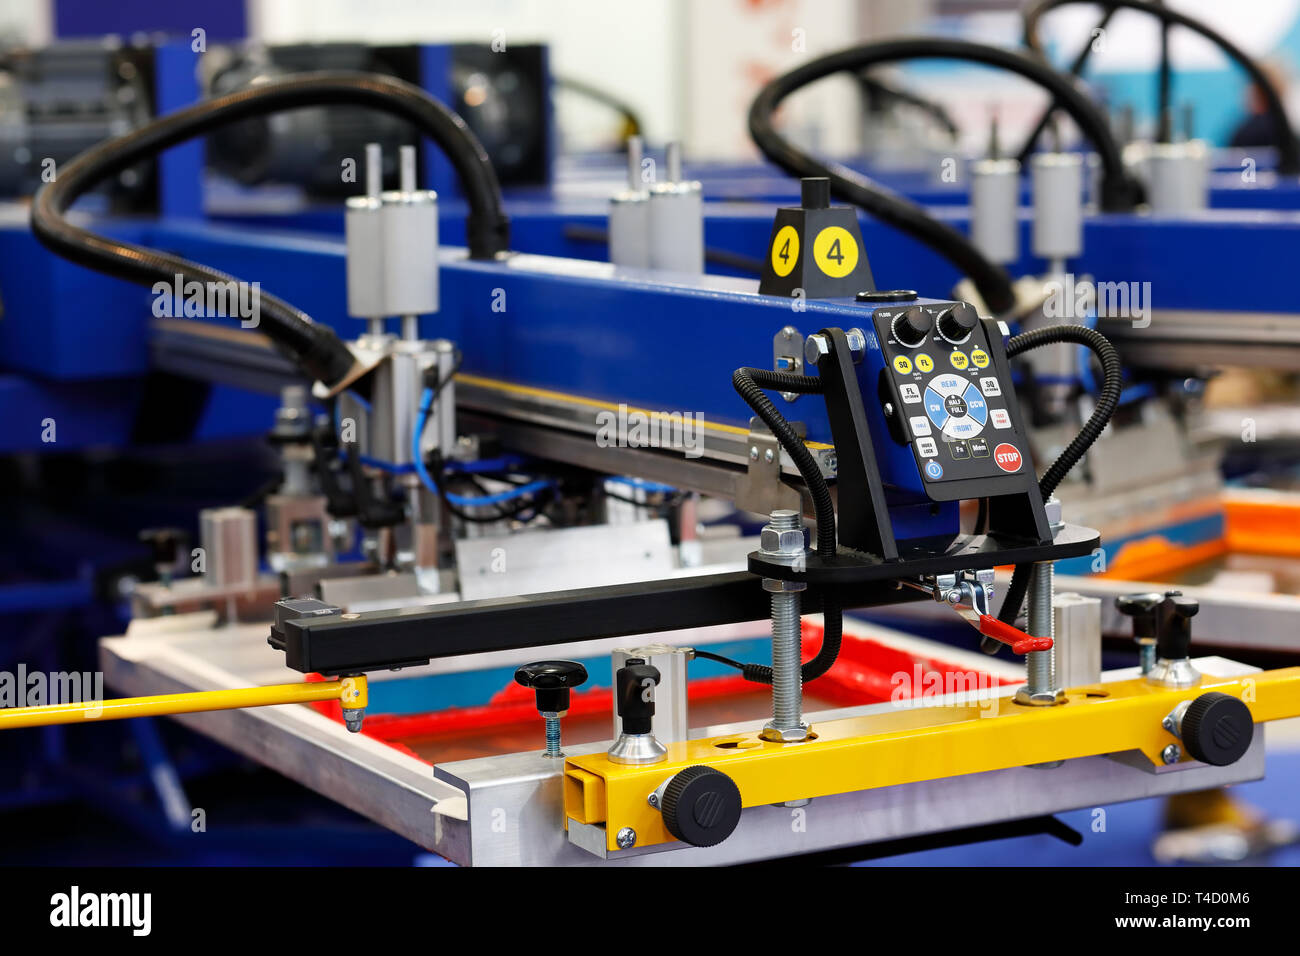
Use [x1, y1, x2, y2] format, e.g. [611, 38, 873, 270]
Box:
[970, 158, 1020, 265]
[368, 343, 424, 466]
[199, 507, 258, 590]
[1147, 141, 1208, 214]
[344, 196, 385, 319]
[608, 194, 651, 268]
[611, 645, 689, 743]
[648, 181, 703, 273]
[1031, 153, 1084, 261]
[381, 188, 439, 318]
[423, 339, 458, 462]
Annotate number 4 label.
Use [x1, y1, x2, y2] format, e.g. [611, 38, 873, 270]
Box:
[813, 226, 858, 278]
[770, 225, 800, 277]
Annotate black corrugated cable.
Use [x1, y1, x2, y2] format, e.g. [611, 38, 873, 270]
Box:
[730, 367, 842, 685]
[749, 37, 1143, 315]
[31, 72, 509, 387]
[990, 324, 1122, 645]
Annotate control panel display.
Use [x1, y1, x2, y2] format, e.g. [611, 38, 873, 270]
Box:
[872, 303, 1029, 488]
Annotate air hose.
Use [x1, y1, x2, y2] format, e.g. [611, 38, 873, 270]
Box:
[31, 71, 510, 387]
[729, 367, 842, 685]
[749, 38, 1143, 315]
[1023, 0, 1300, 175]
[994, 323, 1123, 632]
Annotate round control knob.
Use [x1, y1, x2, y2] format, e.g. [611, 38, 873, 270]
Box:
[1115, 592, 1164, 642]
[1180, 692, 1253, 767]
[937, 302, 980, 343]
[513, 660, 588, 715]
[890, 307, 931, 348]
[659, 765, 742, 847]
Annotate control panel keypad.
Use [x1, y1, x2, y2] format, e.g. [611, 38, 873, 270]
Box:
[873, 303, 1027, 487]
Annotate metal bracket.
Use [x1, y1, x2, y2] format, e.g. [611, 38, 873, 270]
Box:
[773, 325, 804, 402]
[733, 419, 802, 515]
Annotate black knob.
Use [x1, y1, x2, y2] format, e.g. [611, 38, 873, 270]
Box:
[615, 658, 660, 735]
[801, 176, 830, 209]
[891, 307, 932, 348]
[937, 302, 980, 343]
[514, 661, 588, 714]
[1115, 591, 1164, 641]
[659, 766, 742, 848]
[139, 527, 186, 569]
[1180, 692, 1253, 766]
[1157, 592, 1198, 660]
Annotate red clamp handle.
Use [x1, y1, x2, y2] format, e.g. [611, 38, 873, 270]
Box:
[978, 615, 1053, 655]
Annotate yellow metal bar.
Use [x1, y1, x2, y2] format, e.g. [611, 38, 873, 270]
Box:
[566, 667, 1300, 851]
[0, 676, 367, 730]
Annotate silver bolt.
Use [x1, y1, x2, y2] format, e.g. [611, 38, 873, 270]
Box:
[616, 826, 637, 849]
[804, 334, 830, 367]
[1016, 561, 1063, 706]
[760, 510, 811, 742]
[749, 446, 759, 461]
[1161, 743, 1181, 765]
[543, 714, 563, 758]
[845, 328, 867, 364]
[764, 448, 774, 464]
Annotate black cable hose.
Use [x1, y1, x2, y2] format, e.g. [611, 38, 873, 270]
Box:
[1023, 0, 1300, 175]
[748, 38, 1142, 316]
[993, 324, 1123, 634]
[730, 366, 842, 685]
[31, 71, 510, 387]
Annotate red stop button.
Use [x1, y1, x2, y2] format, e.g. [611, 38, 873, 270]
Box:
[993, 443, 1022, 472]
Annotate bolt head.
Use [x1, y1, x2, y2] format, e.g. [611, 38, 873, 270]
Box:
[1015, 687, 1065, 706]
[761, 721, 812, 742]
[760, 526, 806, 556]
[804, 334, 830, 366]
[845, 328, 867, 363]
[1161, 743, 1182, 765]
[615, 826, 637, 849]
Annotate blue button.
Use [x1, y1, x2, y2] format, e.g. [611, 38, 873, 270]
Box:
[963, 384, 988, 426]
[923, 388, 949, 428]
[925, 460, 944, 480]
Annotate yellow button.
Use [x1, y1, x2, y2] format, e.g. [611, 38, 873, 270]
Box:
[892, 355, 913, 375]
[915, 353, 934, 373]
[971, 348, 989, 368]
[950, 351, 969, 370]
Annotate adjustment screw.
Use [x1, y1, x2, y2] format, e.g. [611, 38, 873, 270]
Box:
[1161, 743, 1181, 765]
[616, 827, 637, 849]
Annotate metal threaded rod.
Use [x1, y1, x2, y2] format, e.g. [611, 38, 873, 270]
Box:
[543, 716, 562, 757]
[1025, 561, 1055, 696]
[770, 591, 803, 727]
[764, 509, 807, 738]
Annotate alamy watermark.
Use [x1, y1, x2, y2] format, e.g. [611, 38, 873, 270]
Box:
[596, 403, 706, 459]
[0, 665, 103, 716]
[152, 273, 261, 328]
[890, 663, 1002, 716]
[1042, 273, 1151, 328]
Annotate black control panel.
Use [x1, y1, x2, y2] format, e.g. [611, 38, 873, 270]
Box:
[872, 302, 1033, 491]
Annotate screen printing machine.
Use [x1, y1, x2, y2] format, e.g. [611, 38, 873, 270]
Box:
[3, 28, 1300, 867]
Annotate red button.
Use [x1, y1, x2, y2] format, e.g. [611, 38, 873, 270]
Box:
[993, 443, 1022, 472]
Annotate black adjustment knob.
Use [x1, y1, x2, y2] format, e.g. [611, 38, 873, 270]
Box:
[1157, 592, 1199, 660]
[514, 661, 588, 714]
[659, 765, 742, 848]
[1180, 692, 1253, 766]
[1115, 592, 1164, 641]
[615, 658, 660, 735]
[890, 307, 932, 348]
[937, 302, 980, 343]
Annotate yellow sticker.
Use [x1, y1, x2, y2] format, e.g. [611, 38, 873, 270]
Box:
[950, 351, 969, 370]
[915, 353, 934, 373]
[971, 348, 989, 368]
[812, 226, 859, 278]
[770, 225, 800, 278]
[892, 355, 913, 375]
